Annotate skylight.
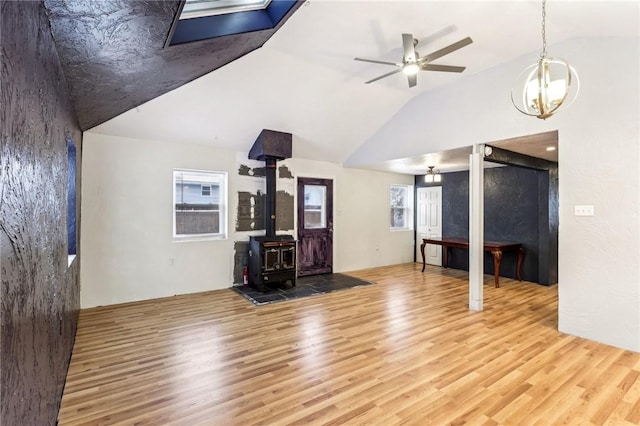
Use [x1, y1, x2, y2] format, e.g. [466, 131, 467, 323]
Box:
[167, 0, 297, 46]
[180, 0, 272, 20]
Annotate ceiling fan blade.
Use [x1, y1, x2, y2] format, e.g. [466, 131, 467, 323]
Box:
[421, 37, 473, 62]
[365, 69, 402, 84]
[407, 73, 417, 88]
[354, 57, 400, 67]
[402, 33, 416, 63]
[422, 64, 466, 73]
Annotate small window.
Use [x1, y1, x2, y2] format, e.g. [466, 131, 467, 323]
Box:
[67, 135, 77, 256]
[174, 169, 227, 239]
[390, 184, 413, 230]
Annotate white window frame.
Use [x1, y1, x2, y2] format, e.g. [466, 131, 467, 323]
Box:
[173, 169, 228, 240]
[201, 184, 212, 197]
[180, 0, 272, 20]
[390, 184, 414, 231]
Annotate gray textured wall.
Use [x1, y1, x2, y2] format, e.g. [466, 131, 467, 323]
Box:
[1, 2, 82, 424]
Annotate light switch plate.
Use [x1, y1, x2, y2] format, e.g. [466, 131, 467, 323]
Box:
[574, 205, 595, 216]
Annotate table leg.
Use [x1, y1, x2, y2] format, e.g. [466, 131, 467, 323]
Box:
[491, 249, 502, 288]
[517, 247, 524, 281]
[443, 246, 449, 268]
[420, 240, 426, 272]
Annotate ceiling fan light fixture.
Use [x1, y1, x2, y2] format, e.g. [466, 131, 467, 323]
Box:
[354, 33, 472, 87]
[402, 63, 420, 76]
[511, 0, 579, 119]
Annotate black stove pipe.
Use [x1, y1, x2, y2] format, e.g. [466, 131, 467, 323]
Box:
[248, 129, 292, 237]
[264, 158, 277, 237]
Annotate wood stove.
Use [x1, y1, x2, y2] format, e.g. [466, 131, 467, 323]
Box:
[247, 130, 297, 291]
[248, 235, 296, 291]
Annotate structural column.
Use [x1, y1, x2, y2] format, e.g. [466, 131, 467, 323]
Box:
[469, 144, 484, 311]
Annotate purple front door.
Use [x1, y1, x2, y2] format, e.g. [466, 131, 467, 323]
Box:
[297, 177, 333, 276]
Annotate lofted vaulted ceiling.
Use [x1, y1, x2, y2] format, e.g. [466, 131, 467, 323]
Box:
[45, 1, 639, 171]
[44, 0, 304, 130]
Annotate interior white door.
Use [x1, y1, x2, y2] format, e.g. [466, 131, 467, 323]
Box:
[416, 186, 442, 266]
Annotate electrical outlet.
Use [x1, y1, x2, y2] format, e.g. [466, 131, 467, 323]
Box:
[574, 205, 594, 216]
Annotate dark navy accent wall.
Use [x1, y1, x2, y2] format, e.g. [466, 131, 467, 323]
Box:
[538, 171, 550, 284]
[1, 2, 82, 424]
[546, 166, 559, 284]
[416, 166, 551, 284]
[439, 172, 470, 239]
[484, 167, 540, 282]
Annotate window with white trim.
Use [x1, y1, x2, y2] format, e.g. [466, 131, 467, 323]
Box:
[390, 184, 413, 230]
[173, 169, 227, 239]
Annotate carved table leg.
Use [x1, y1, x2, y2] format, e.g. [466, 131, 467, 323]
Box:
[420, 240, 426, 272]
[517, 247, 524, 281]
[491, 249, 502, 288]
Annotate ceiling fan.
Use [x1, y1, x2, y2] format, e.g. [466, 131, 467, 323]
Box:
[354, 33, 473, 88]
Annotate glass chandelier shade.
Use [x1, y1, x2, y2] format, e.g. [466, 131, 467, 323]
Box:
[512, 57, 579, 119]
[424, 166, 441, 183]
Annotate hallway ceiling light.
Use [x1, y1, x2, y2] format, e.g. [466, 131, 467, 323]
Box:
[511, 0, 579, 119]
[425, 166, 441, 183]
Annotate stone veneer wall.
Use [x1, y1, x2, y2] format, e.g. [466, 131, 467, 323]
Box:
[1, 1, 82, 424]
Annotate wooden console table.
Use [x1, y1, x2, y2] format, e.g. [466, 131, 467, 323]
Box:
[420, 237, 524, 288]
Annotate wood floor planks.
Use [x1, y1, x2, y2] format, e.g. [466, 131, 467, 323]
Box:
[58, 263, 640, 425]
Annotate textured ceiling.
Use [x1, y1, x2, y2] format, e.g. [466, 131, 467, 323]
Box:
[44, 0, 303, 130]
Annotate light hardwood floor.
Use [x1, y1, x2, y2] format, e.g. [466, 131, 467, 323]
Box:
[58, 263, 640, 425]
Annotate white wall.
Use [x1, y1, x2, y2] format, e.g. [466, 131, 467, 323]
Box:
[347, 37, 640, 352]
[283, 158, 415, 272]
[80, 133, 414, 308]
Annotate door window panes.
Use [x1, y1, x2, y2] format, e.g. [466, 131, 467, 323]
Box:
[304, 185, 326, 229]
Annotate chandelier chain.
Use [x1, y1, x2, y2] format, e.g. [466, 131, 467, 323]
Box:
[540, 0, 547, 58]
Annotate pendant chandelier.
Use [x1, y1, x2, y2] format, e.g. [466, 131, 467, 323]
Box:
[511, 0, 579, 119]
[424, 166, 441, 183]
